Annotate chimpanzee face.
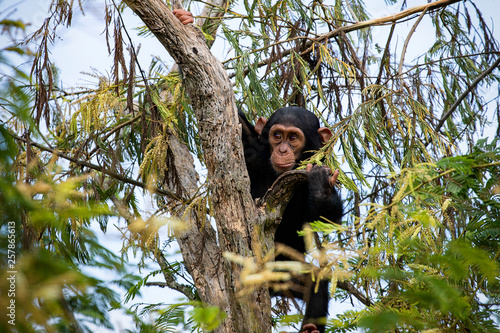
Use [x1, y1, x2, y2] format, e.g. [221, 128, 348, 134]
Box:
[268, 124, 306, 173]
[253, 107, 333, 175]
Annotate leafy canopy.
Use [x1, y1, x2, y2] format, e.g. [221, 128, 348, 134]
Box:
[1, 0, 499, 332]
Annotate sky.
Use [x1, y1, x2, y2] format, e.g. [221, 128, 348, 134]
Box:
[2, 0, 499, 95]
[1, 0, 499, 332]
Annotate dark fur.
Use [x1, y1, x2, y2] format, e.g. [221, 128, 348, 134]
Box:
[239, 107, 343, 333]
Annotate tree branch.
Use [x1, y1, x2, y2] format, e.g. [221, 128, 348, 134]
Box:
[153, 250, 197, 301]
[397, 7, 428, 81]
[228, 0, 462, 79]
[11, 131, 180, 200]
[319, 0, 462, 42]
[431, 55, 500, 138]
[337, 280, 372, 307]
[121, 2, 270, 331]
[110, 196, 198, 301]
[260, 170, 308, 220]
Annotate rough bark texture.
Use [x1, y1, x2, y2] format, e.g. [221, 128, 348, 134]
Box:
[166, 131, 225, 303]
[257, 171, 309, 253]
[123, 0, 271, 332]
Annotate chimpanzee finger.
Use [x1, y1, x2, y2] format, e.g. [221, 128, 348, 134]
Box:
[329, 169, 340, 187]
[300, 323, 320, 333]
[307, 164, 331, 173]
[173, 9, 194, 25]
[179, 15, 194, 24]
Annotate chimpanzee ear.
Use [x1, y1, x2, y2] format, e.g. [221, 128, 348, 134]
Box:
[255, 117, 268, 136]
[318, 127, 333, 145]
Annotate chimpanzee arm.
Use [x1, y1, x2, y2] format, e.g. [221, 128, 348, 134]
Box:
[238, 109, 275, 199]
[238, 109, 262, 168]
[301, 167, 339, 333]
[238, 108, 259, 141]
[307, 166, 343, 224]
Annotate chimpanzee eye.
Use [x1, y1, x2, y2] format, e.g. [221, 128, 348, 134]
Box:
[273, 132, 282, 140]
[289, 134, 297, 142]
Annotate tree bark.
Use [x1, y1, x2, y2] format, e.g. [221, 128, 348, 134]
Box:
[122, 0, 271, 332]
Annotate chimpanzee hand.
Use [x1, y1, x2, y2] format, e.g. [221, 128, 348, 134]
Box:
[306, 163, 343, 224]
[173, 9, 194, 25]
[300, 323, 320, 333]
[306, 163, 338, 196]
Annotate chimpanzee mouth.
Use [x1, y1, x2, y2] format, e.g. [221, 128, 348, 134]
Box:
[272, 162, 295, 172]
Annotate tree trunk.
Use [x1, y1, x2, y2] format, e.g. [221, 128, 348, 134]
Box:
[122, 0, 271, 331]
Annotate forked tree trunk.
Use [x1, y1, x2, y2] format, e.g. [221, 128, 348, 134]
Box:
[122, 1, 474, 331]
[123, 0, 272, 332]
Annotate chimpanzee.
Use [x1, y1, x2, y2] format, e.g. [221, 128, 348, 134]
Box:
[239, 107, 343, 333]
[173, 11, 343, 333]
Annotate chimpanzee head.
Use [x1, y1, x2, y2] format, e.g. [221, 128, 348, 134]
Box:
[255, 107, 332, 174]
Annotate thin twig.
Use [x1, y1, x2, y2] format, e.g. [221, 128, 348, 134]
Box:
[337, 280, 371, 306]
[11, 131, 181, 200]
[110, 195, 197, 300]
[153, 250, 197, 301]
[227, 0, 462, 79]
[376, 24, 396, 85]
[345, 0, 359, 23]
[429, 55, 500, 143]
[397, 7, 427, 81]
[86, 114, 142, 157]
